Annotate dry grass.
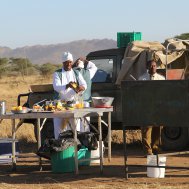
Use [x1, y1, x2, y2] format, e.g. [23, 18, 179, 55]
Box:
[112, 130, 142, 144]
[0, 75, 52, 142]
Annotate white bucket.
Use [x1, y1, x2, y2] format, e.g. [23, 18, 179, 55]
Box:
[90, 141, 104, 164]
[147, 155, 166, 178]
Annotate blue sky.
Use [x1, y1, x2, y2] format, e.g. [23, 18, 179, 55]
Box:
[0, 0, 189, 48]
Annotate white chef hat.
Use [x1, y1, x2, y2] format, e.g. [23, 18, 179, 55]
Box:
[62, 52, 73, 62]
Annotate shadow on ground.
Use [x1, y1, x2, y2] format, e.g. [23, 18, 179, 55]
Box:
[0, 142, 189, 185]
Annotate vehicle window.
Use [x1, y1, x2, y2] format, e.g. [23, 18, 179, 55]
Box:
[90, 59, 113, 83]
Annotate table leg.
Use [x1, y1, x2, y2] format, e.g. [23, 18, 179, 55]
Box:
[74, 120, 79, 174]
[108, 112, 111, 162]
[37, 118, 42, 171]
[123, 127, 128, 179]
[98, 115, 103, 174]
[70, 119, 79, 174]
[11, 119, 16, 171]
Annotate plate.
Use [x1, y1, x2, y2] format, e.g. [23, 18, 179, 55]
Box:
[11, 109, 30, 114]
[31, 110, 53, 113]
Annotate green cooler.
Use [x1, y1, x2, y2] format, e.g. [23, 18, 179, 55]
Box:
[51, 146, 91, 173]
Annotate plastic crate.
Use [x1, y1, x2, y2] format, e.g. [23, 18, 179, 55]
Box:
[117, 32, 142, 48]
[51, 146, 90, 173]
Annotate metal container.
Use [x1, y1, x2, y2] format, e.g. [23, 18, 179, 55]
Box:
[92, 97, 114, 108]
[0, 101, 6, 115]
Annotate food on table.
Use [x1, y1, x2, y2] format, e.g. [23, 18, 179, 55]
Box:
[65, 107, 74, 110]
[44, 103, 55, 111]
[33, 105, 43, 112]
[74, 103, 84, 109]
[11, 106, 27, 111]
[17, 106, 23, 110]
[31, 100, 78, 111]
[11, 106, 28, 113]
[11, 106, 17, 111]
[55, 102, 66, 111]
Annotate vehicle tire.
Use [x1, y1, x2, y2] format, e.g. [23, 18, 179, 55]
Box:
[34, 119, 54, 143]
[162, 127, 189, 151]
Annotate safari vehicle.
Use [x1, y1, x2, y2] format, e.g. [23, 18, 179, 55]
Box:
[87, 38, 189, 151]
[18, 38, 189, 150]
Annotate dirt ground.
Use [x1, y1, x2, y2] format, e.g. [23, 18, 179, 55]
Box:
[0, 143, 189, 189]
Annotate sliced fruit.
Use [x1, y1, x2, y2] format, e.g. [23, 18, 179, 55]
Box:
[17, 106, 22, 111]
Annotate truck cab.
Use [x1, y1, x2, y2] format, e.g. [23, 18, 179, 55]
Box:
[87, 48, 125, 129]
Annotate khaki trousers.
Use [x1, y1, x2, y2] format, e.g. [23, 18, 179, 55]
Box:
[141, 126, 162, 154]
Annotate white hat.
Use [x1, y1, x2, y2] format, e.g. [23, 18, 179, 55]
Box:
[62, 52, 73, 62]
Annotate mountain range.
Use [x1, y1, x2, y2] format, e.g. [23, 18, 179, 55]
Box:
[0, 39, 117, 64]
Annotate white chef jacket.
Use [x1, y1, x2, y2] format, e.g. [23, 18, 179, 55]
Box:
[53, 68, 87, 139]
[138, 71, 165, 80]
[53, 68, 87, 101]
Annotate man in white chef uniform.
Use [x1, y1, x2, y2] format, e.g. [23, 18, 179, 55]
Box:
[53, 52, 87, 139]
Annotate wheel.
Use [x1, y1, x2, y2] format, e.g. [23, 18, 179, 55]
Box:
[162, 127, 189, 151]
[34, 119, 54, 143]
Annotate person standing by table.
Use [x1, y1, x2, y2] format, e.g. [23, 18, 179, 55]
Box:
[138, 60, 165, 155]
[73, 57, 97, 107]
[72, 57, 97, 132]
[53, 52, 87, 139]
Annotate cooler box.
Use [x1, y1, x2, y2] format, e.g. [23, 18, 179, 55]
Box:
[51, 146, 91, 173]
[0, 138, 19, 164]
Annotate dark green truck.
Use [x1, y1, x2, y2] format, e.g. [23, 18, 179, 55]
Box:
[87, 48, 189, 151]
[18, 47, 189, 151]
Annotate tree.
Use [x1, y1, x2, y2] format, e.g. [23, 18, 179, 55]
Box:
[175, 33, 189, 40]
[10, 58, 33, 78]
[39, 63, 57, 77]
[0, 58, 9, 78]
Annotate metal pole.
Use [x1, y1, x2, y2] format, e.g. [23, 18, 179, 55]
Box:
[37, 118, 42, 171]
[98, 115, 103, 174]
[12, 119, 16, 171]
[108, 112, 111, 162]
[73, 119, 79, 175]
[123, 126, 128, 179]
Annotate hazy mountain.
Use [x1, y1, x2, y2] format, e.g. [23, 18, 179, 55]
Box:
[0, 39, 117, 64]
